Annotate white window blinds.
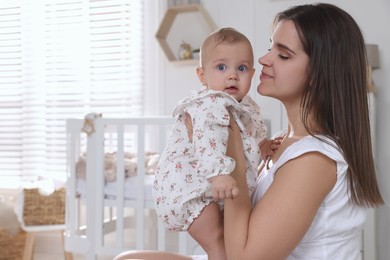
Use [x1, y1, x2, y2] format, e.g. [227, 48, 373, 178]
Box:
[0, 0, 144, 180]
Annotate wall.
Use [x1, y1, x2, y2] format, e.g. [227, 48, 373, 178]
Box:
[155, 0, 390, 259]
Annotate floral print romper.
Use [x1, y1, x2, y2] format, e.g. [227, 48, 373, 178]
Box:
[153, 89, 267, 231]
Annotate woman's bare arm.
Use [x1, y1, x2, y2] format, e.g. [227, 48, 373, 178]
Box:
[223, 118, 337, 260]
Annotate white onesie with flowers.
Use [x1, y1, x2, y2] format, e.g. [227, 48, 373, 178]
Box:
[153, 88, 266, 231]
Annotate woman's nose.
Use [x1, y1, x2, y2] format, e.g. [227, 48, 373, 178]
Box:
[258, 54, 271, 66]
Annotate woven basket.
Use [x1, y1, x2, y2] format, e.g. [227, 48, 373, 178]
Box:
[0, 228, 26, 260]
[23, 188, 65, 226]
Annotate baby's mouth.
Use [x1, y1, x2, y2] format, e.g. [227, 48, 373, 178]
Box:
[225, 86, 238, 94]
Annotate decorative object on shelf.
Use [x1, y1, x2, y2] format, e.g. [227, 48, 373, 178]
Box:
[156, 4, 217, 62]
[178, 41, 193, 60]
[192, 48, 200, 60]
[366, 44, 380, 93]
[168, 0, 200, 7]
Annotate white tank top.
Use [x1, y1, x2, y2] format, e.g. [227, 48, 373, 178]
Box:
[251, 134, 367, 260]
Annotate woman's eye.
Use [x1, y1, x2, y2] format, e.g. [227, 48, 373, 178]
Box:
[217, 64, 227, 71]
[279, 55, 289, 60]
[269, 47, 289, 60]
[238, 65, 247, 72]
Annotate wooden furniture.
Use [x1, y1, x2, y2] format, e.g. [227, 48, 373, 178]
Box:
[22, 224, 73, 260]
[21, 188, 72, 259]
[156, 4, 217, 63]
[64, 117, 200, 260]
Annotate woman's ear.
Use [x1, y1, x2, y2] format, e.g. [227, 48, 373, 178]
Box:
[196, 66, 206, 86]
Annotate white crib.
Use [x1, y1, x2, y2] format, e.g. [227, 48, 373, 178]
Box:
[64, 117, 201, 260]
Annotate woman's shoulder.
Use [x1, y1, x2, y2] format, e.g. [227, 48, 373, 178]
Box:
[277, 134, 347, 175]
[290, 135, 342, 157]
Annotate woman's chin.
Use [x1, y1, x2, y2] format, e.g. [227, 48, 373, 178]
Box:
[257, 84, 269, 96]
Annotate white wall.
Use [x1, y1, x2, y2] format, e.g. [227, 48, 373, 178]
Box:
[154, 1, 390, 259]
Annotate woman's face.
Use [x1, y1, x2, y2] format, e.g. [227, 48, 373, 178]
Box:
[257, 20, 309, 103]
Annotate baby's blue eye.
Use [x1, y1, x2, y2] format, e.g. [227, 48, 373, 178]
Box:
[238, 65, 247, 72]
[217, 64, 227, 71]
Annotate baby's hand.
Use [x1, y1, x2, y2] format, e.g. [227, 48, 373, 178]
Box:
[259, 137, 283, 162]
[210, 175, 239, 201]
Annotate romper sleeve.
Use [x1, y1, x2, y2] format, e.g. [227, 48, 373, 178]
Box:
[175, 90, 236, 181]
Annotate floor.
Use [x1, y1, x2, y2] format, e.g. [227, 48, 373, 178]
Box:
[35, 254, 114, 260]
[34, 253, 113, 260]
[31, 228, 205, 260]
[0, 187, 203, 260]
[34, 253, 85, 260]
[31, 231, 113, 260]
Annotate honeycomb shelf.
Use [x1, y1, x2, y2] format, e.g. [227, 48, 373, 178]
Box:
[156, 4, 217, 62]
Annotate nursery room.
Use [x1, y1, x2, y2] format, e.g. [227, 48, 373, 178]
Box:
[0, 0, 389, 259]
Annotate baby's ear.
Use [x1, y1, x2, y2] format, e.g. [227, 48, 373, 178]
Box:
[250, 67, 255, 79]
[196, 66, 206, 86]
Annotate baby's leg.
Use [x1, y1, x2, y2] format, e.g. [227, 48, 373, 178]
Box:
[188, 202, 226, 260]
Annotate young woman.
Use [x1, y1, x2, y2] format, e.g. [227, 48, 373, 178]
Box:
[114, 3, 383, 260]
[223, 3, 384, 259]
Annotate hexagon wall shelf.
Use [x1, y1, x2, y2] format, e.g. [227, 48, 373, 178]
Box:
[156, 4, 217, 62]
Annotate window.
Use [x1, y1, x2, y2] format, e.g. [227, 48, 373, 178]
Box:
[0, 0, 147, 181]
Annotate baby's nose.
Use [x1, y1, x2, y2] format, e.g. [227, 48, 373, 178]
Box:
[228, 72, 238, 80]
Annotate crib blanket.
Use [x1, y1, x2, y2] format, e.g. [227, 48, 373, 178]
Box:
[75, 151, 160, 182]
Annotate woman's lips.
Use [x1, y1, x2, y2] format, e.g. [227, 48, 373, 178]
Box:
[260, 71, 273, 81]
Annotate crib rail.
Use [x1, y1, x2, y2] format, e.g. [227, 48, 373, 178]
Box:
[64, 117, 200, 259]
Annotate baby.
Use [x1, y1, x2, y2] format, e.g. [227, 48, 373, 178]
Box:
[153, 27, 271, 259]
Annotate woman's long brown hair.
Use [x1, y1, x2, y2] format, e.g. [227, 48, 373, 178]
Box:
[275, 3, 384, 207]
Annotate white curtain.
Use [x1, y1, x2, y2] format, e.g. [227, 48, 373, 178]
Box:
[0, 0, 145, 180]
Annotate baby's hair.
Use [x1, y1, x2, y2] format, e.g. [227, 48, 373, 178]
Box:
[199, 27, 253, 67]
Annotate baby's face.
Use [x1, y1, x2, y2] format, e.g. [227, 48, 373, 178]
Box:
[200, 42, 254, 102]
